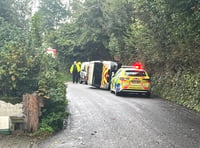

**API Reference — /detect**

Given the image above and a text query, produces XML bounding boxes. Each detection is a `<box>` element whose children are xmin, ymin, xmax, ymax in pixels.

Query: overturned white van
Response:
<box><xmin>87</xmin><ymin>61</ymin><xmax>119</xmax><ymax>89</ymax></box>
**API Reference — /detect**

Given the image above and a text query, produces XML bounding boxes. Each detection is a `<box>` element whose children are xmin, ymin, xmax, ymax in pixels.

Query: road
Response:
<box><xmin>39</xmin><ymin>82</ymin><xmax>200</xmax><ymax>148</ymax></box>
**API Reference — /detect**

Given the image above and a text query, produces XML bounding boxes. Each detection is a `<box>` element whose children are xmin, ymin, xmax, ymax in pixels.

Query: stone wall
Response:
<box><xmin>0</xmin><ymin>101</ymin><xmax>23</xmax><ymax>117</ymax></box>
<box><xmin>0</xmin><ymin>94</ymin><xmax>43</xmax><ymax>133</ymax></box>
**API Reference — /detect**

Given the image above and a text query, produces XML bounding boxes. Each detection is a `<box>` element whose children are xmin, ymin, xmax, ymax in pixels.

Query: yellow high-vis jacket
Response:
<box><xmin>70</xmin><ymin>63</ymin><xmax>81</xmax><ymax>74</ymax></box>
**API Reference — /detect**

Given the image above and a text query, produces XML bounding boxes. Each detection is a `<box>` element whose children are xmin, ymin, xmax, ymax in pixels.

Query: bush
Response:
<box><xmin>151</xmin><ymin>70</ymin><xmax>200</xmax><ymax>112</ymax></box>
<box><xmin>0</xmin><ymin>44</ymin><xmax>68</xmax><ymax>135</ymax></box>
<box><xmin>36</xmin><ymin>55</ymin><xmax>68</xmax><ymax>134</ymax></box>
<box><xmin>0</xmin><ymin>16</ymin><xmax>68</xmax><ymax>135</ymax></box>
<box><xmin>33</xmin><ymin>122</ymin><xmax>54</xmax><ymax>137</ymax></box>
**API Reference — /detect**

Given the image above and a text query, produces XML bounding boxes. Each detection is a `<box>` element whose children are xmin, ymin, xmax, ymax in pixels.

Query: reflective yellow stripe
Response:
<box><xmin>101</xmin><ymin>65</ymin><xmax>109</xmax><ymax>87</ymax></box>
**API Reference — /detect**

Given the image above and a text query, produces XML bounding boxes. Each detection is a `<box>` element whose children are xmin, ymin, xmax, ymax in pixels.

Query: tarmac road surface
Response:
<box><xmin>39</xmin><ymin>82</ymin><xmax>200</xmax><ymax>148</ymax></box>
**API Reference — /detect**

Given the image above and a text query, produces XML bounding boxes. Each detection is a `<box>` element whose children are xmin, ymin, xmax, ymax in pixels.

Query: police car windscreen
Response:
<box><xmin>125</xmin><ymin>70</ymin><xmax>146</xmax><ymax>76</ymax></box>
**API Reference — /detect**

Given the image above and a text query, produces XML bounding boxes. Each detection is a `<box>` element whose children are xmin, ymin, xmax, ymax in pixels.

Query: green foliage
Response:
<box><xmin>101</xmin><ymin>0</ymin><xmax>135</xmax><ymax>60</ymax></box>
<box><xmin>70</xmin><ymin>0</ymin><xmax>112</xmax><ymax>61</ymax></box>
<box><xmin>33</xmin><ymin>122</ymin><xmax>54</xmax><ymax>137</ymax></box>
<box><xmin>108</xmin><ymin>34</ymin><xmax>120</xmax><ymax>57</ymax></box>
<box><xmin>0</xmin><ymin>96</ymin><xmax>22</xmax><ymax>104</ymax></box>
<box><xmin>35</xmin><ymin>55</ymin><xmax>68</xmax><ymax>133</ymax></box>
<box><xmin>38</xmin><ymin>0</ymin><xmax>68</xmax><ymax>31</ymax></box>
<box><xmin>0</xmin><ymin>0</ymin><xmax>31</xmax><ymax>28</ymax></box>
<box><xmin>113</xmin><ymin>0</ymin><xmax>199</xmax><ymax>112</ymax></box>
<box><xmin>0</xmin><ymin>0</ymin><xmax>13</xmax><ymax>22</ymax></box>
<box><xmin>0</xmin><ymin>40</ymin><xmax>67</xmax><ymax>134</ymax></box>
<box><xmin>40</xmin><ymin>112</ymin><xmax>67</xmax><ymax>132</ymax></box>
<box><xmin>30</xmin><ymin>12</ymin><xmax>43</xmax><ymax>49</ymax></box>
<box><xmin>0</xmin><ymin>17</ymin><xmax>25</xmax><ymax>47</ymax></box>
<box><xmin>0</xmin><ymin>0</ymin><xmax>68</xmax><ymax>135</ymax></box>
<box><xmin>151</xmin><ymin>71</ymin><xmax>200</xmax><ymax>112</ymax></box>
<box><xmin>0</xmin><ymin>33</ymin><xmax>41</xmax><ymax>96</ymax></box>
<box><xmin>44</xmin><ymin>24</ymin><xmax>79</xmax><ymax>69</ymax></box>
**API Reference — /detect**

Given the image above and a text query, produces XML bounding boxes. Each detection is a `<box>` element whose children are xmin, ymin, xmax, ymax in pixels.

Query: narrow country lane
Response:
<box><xmin>39</xmin><ymin>82</ymin><xmax>200</xmax><ymax>148</ymax></box>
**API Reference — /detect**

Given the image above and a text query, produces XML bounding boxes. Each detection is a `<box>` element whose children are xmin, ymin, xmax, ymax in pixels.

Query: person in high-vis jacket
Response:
<box><xmin>77</xmin><ymin>61</ymin><xmax>82</xmax><ymax>82</ymax></box>
<box><xmin>70</xmin><ymin>61</ymin><xmax>81</xmax><ymax>83</ymax></box>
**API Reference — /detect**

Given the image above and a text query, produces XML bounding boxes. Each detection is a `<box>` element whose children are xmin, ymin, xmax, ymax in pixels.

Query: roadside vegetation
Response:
<box><xmin>0</xmin><ymin>0</ymin><xmax>199</xmax><ymax>137</ymax></box>
<box><xmin>0</xmin><ymin>0</ymin><xmax>68</xmax><ymax>136</ymax></box>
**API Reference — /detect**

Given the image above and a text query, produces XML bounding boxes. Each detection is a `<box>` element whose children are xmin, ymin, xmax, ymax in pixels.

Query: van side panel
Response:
<box><xmin>100</xmin><ymin>61</ymin><xmax>118</xmax><ymax>89</ymax></box>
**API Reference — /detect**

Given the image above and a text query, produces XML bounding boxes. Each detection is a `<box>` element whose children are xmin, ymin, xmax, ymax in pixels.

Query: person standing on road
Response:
<box><xmin>70</xmin><ymin>61</ymin><xmax>80</xmax><ymax>83</ymax></box>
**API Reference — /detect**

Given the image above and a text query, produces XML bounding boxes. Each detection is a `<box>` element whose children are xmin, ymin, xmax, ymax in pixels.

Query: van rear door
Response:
<box><xmin>93</xmin><ymin>62</ymin><xmax>103</xmax><ymax>88</ymax></box>
<box><xmin>88</xmin><ymin>61</ymin><xmax>103</xmax><ymax>88</ymax></box>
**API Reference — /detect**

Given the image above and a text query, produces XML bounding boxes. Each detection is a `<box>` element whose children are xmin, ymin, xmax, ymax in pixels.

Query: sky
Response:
<box><xmin>31</xmin><ymin>0</ymin><xmax>39</xmax><ymax>15</ymax></box>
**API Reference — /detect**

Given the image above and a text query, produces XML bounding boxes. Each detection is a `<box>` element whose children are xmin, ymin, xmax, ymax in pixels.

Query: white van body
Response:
<box><xmin>80</xmin><ymin>62</ymin><xmax>90</xmax><ymax>84</ymax></box>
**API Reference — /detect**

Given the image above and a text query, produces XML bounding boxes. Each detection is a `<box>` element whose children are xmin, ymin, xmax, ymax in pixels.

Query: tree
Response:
<box><xmin>0</xmin><ymin>0</ymin><xmax>32</xmax><ymax>29</ymax></box>
<box><xmin>0</xmin><ymin>0</ymin><xmax>14</xmax><ymax>23</ymax></box>
<box><xmin>100</xmin><ymin>0</ymin><xmax>135</xmax><ymax>62</ymax></box>
<box><xmin>45</xmin><ymin>23</ymin><xmax>79</xmax><ymax>68</ymax></box>
<box><xmin>30</xmin><ymin>12</ymin><xmax>43</xmax><ymax>50</ymax></box>
<box><xmin>38</xmin><ymin>0</ymin><xmax>68</xmax><ymax>31</ymax></box>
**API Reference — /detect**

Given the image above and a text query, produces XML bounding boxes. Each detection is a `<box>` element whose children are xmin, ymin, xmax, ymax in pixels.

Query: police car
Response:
<box><xmin>110</xmin><ymin>63</ymin><xmax>151</xmax><ymax>97</ymax></box>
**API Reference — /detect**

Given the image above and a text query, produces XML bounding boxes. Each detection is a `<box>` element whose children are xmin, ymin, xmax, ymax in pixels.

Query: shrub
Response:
<box><xmin>37</xmin><ymin>55</ymin><xmax>68</xmax><ymax>134</ymax></box>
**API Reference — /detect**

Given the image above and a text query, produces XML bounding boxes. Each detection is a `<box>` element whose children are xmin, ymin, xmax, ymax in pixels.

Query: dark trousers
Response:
<box><xmin>72</xmin><ymin>72</ymin><xmax>79</xmax><ymax>83</ymax></box>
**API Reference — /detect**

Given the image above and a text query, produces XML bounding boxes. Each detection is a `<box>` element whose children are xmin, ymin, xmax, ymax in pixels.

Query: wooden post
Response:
<box><xmin>23</xmin><ymin>94</ymin><xmax>42</xmax><ymax>133</ymax></box>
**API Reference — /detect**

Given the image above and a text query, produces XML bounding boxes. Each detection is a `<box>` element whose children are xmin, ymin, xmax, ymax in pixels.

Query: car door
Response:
<box><xmin>111</xmin><ymin>69</ymin><xmax>122</xmax><ymax>91</ymax></box>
